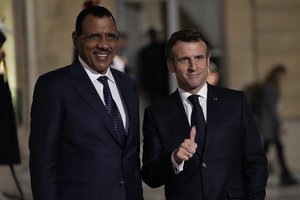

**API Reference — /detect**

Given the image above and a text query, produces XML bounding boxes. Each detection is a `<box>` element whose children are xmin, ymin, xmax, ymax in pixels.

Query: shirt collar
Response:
<box><xmin>178</xmin><ymin>83</ymin><xmax>208</xmax><ymax>102</ymax></box>
<box><xmin>79</xmin><ymin>56</ymin><xmax>115</xmax><ymax>83</ymax></box>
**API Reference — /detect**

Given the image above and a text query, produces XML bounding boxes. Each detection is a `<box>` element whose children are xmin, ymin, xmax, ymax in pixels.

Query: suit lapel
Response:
<box><xmin>168</xmin><ymin>90</ymin><xmax>191</xmax><ymax>138</ymax></box>
<box><xmin>69</xmin><ymin>63</ymin><xmax>120</xmax><ymax>145</ymax></box>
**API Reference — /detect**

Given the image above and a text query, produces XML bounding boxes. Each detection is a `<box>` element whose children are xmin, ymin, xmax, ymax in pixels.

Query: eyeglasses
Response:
<box><xmin>81</xmin><ymin>31</ymin><xmax>120</xmax><ymax>42</ymax></box>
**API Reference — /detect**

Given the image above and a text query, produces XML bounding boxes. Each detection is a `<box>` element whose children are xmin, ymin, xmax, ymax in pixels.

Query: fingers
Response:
<box><xmin>173</xmin><ymin>148</ymin><xmax>192</xmax><ymax>163</ymax></box>
<box><xmin>174</xmin><ymin>140</ymin><xmax>198</xmax><ymax>163</ymax></box>
<box><xmin>190</xmin><ymin>126</ymin><xmax>196</xmax><ymax>142</ymax></box>
<box><xmin>181</xmin><ymin>139</ymin><xmax>197</xmax><ymax>154</ymax></box>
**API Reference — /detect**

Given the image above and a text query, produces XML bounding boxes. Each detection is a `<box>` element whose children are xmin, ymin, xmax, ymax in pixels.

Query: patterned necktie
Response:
<box><xmin>188</xmin><ymin>95</ymin><xmax>206</xmax><ymax>149</ymax></box>
<box><xmin>98</xmin><ymin>76</ymin><xmax>126</xmax><ymax>145</ymax></box>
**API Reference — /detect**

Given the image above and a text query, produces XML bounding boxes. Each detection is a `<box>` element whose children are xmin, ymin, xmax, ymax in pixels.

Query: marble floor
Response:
<box><xmin>0</xmin><ymin>119</ymin><xmax>299</xmax><ymax>200</ymax></box>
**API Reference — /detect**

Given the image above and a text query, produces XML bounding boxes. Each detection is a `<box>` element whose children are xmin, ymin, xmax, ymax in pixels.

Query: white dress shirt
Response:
<box><xmin>79</xmin><ymin>56</ymin><xmax>128</xmax><ymax>132</ymax></box>
<box><xmin>171</xmin><ymin>83</ymin><xmax>208</xmax><ymax>174</ymax></box>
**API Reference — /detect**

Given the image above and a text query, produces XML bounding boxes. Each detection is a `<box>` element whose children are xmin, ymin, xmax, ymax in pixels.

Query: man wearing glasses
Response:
<box><xmin>29</xmin><ymin>6</ymin><xmax>143</xmax><ymax>200</ymax></box>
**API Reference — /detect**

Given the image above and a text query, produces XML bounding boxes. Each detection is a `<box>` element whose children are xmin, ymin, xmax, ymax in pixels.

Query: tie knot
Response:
<box><xmin>188</xmin><ymin>95</ymin><xmax>200</xmax><ymax>106</ymax></box>
<box><xmin>98</xmin><ymin>76</ymin><xmax>108</xmax><ymax>85</ymax></box>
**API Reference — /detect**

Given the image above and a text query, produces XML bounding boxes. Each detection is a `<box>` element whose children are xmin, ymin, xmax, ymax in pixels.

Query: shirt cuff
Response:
<box><xmin>171</xmin><ymin>151</ymin><xmax>185</xmax><ymax>174</ymax></box>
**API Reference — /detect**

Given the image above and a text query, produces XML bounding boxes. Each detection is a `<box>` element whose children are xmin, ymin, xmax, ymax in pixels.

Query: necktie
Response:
<box><xmin>188</xmin><ymin>95</ymin><xmax>206</xmax><ymax>150</ymax></box>
<box><xmin>98</xmin><ymin>76</ymin><xmax>126</xmax><ymax>145</ymax></box>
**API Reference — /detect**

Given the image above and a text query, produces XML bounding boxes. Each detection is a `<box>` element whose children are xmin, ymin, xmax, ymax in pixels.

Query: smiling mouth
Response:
<box><xmin>94</xmin><ymin>51</ymin><xmax>110</xmax><ymax>59</ymax></box>
<box><xmin>187</xmin><ymin>73</ymin><xmax>200</xmax><ymax>78</ymax></box>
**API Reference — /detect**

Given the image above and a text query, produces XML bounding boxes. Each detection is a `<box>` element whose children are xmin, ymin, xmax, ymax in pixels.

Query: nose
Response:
<box><xmin>96</xmin><ymin>37</ymin><xmax>110</xmax><ymax>49</ymax></box>
<box><xmin>189</xmin><ymin>59</ymin><xmax>197</xmax><ymax>70</ymax></box>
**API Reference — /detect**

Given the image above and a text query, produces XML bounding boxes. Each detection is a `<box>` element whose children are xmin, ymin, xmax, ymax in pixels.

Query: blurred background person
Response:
<box><xmin>111</xmin><ymin>32</ymin><xmax>131</xmax><ymax>74</ymax></box>
<box><xmin>138</xmin><ymin>27</ymin><xmax>169</xmax><ymax>105</ymax></box>
<box><xmin>206</xmin><ymin>62</ymin><xmax>220</xmax><ymax>86</ymax></box>
<box><xmin>259</xmin><ymin>64</ymin><xmax>298</xmax><ymax>186</ymax></box>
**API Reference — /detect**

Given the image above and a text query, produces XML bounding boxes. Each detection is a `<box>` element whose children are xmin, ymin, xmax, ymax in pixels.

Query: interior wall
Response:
<box><xmin>254</xmin><ymin>0</ymin><xmax>300</xmax><ymax>118</ymax></box>
<box><xmin>224</xmin><ymin>0</ymin><xmax>300</xmax><ymax>119</ymax></box>
<box><xmin>223</xmin><ymin>0</ymin><xmax>255</xmax><ymax>90</ymax></box>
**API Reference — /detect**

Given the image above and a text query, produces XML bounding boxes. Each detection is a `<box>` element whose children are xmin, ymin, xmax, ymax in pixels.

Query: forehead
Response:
<box><xmin>81</xmin><ymin>14</ymin><xmax>117</xmax><ymax>32</ymax></box>
<box><xmin>171</xmin><ymin>41</ymin><xmax>207</xmax><ymax>57</ymax></box>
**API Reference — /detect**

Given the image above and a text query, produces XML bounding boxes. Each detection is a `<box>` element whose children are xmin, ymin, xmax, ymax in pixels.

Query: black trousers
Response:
<box><xmin>263</xmin><ymin>138</ymin><xmax>290</xmax><ymax>176</ymax></box>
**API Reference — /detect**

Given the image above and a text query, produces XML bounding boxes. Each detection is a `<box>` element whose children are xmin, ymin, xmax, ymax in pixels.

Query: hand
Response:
<box><xmin>173</xmin><ymin>126</ymin><xmax>198</xmax><ymax>164</ymax></box>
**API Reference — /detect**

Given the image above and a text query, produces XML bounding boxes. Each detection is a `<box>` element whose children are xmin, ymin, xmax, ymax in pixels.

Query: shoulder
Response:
<box><xmin>34</xmin><ymin>63</ymin><xmax>78</xmax><ymax>91</ymax></box>
<box><xmin>208</xmin><ymin>84</ymin><xmax>247</xmax><ymax>106</ymax></box>
<box><xmin>111</xmin><ymin>67</ymin><xmax>134</xmax><ymax>79</ymax></box>
<box><xmin>209</xmin><ymin>84</ymin><xmax>244</xmax><ymax>97</ymax></box>
<box><xmin>111</xmin><ymin>68</ymin><xmax>137</xmax><ymax>85</ymax></box>
<box><xmin>37</xmin><ymin>64</ymin><xmax>74</xmax><ymax>82</ymax></box>
<box><xmin>145</xmin><ymin>91</ymin><xmax>179</xmax><ymax>112</ymax></box>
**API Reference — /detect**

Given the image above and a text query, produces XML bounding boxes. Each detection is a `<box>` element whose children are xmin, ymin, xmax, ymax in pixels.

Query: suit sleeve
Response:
<box><xmin>29</xmin><ymin>76</ymin><xmax>63</xmax><ymax>200</ymax></box>
<box><xmin>241</xmin><ymin>92</ymin><xmax>268</xmax><ymax>199</ymax></box>
<box><xmin>141</xmin><ymin>107</ymin><xmax>174</xmax><ymax>188</ymax></box>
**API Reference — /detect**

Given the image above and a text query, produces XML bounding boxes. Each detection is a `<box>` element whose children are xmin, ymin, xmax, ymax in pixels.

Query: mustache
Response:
<box><xmin>93</xmin><ymin>48</ymin><xmax>113</xmax><ymax>54</ymax></box>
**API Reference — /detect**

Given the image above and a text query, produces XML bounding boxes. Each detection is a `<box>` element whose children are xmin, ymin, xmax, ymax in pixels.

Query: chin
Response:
<box><xmin>92</xmin><ymin>65</ymin><xmax>109</xmax><ymax>73</ymax></box>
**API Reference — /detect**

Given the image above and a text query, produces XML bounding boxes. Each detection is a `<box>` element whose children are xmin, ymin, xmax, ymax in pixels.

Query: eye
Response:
<box><xmin>87</xmin><ymin>33</ymin><xmax>101</xmax><ymax>40</ymax></box>
<box><xmin>105</xmin><ymin>32</ymin><xmax>119</xmax><ymax>41</ymax></box>
<box><xmin>178</xmin><ymin>57</ymin><xmax>189</xmax><ymax>63</ymax></box>
<box><xmin>195</xmin><ymin>55</ymin><xmax>205</xmax><ymax>61</ymax></box>
<box><xmin>82</xmin><ymin>32</ymin><xmax>119</xmax><ymax>41</ymax></box>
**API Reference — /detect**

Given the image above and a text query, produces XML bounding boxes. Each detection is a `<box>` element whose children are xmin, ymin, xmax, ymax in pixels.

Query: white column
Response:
<box><xmin>166</xmin><ymin>0</ymin><xmax>179</xmax><ymax>93</ymax></box>
<box><xmin>25</xmin><ymin>0</ymin><xmax>38</xmax><ymax>106</ymax></box>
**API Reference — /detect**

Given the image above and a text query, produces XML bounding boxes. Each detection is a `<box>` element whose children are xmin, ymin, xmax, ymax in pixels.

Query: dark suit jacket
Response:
<box><xmin>142</xmin><ymin>84</ymin><xmax>268</xmax><ymax>200</ymax></box>
<box><xmin>29</xmin><ymin>62</ymin><xmax>143</xmax><ymax>200</ymax></box>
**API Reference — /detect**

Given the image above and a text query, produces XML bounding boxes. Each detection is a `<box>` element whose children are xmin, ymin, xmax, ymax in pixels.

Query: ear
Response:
<box><xmin>167</xmin><ymin>59</ymin><xmax>175</xmax><ymax>73</ymax></box>
<box><xmin>206</xmin><ymin>53</ymin><xmax>211</xmax><ymax>66</ymax></box>
<box><xmin>207</xmin><ymin>58</ymin><xmax>210</xmax><ymax>68</ymax></box>
<box><xmin>72</xmin><ymin>31</ymin><xmax>79</xmax><ymax>46</ymax></box>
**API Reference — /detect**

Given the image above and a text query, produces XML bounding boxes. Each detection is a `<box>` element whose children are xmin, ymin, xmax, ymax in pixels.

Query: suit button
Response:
<box><xmin>120</xmin><ymin>180</ymin><xmax>125</xmax><ymax>187</ymax></box>
<box><xmin>202</xmin><ymin>163</ymin><xmax>207</xmax><ymax>168</ymax></box>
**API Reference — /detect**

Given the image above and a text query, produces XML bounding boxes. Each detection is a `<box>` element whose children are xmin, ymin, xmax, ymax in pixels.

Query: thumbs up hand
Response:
<box><xmin>173</xmin><ymin>126</ymin><xmax>198</xmax><ymax>164</ymax></box>
<box><xmin>189</xmin><ymin>126</ymin><xmax>196</xmax><ymax>142</ymax></box>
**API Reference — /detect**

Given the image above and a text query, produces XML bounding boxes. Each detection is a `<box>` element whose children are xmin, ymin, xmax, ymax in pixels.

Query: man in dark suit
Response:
<box><xmin>138</xmin><ymin>27</ymin><xmax>169</xmax><ymax>104</ymax></box>
<box><xmin>141</xmin><ymin>29</ymin><xmax>268</xmax><ymax>200</ymax></box>
<box><xmin>29</xmin><ymin>6</ymin><xmax>143</xmax><ymax>200</ymax></box>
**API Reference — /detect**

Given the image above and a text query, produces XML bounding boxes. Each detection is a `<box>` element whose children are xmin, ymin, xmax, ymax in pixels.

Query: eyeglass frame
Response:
<box><xmin>79</xmin><ymin>31</ymin><xmax>120</xmax><ymax>42</ymax></box>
